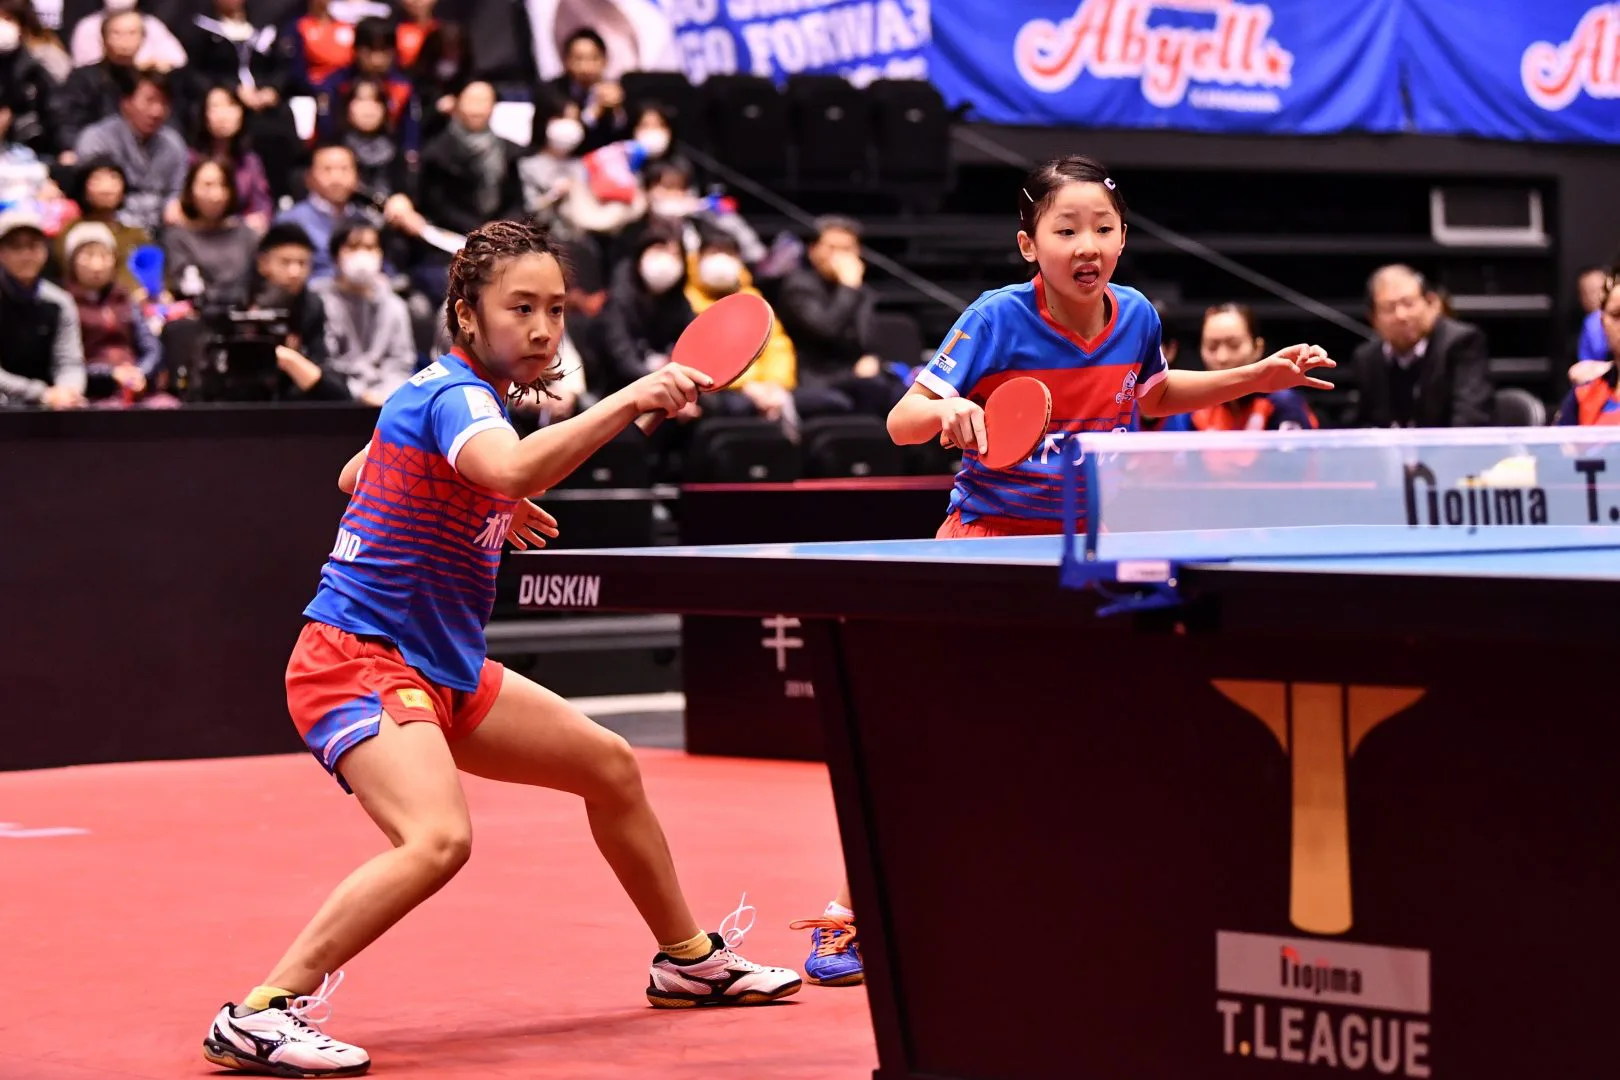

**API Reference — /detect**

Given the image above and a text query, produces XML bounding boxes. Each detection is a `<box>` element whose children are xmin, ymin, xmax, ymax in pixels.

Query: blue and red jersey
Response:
<box><xmin>1556</xmin><ymin>378</ymin><xmax>1620</xmax><ymax>427</ymax></box>
<box><xmin>303</xmin><ymin>349</ymin><xmax>517</xmax><ymax>692</ymax></box>
<box><xmin>1156</xmin><ymin>390</ymin><xmax>1318</xmax><ymax>433</ymax></box>
<box><xmin>915</xmin><ymin>276</ymin><xmax>1167</xmax><ymax>526</ymax></box>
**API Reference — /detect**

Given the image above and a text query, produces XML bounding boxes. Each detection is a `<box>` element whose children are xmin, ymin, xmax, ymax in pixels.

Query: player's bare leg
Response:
<box><xmin>206</xmin><ymin>718</ymin><xmax>468</xmax><ymax>1077</ymax></box>
<box><xmin>450</xmin><ymin>670</ymin><xmax>802</xmax><ymax>1006</ymax></box>
<box><xmin>266</xmin><ymin>718</ymin><xmax>473</xmax><ymax>990</ymax></box>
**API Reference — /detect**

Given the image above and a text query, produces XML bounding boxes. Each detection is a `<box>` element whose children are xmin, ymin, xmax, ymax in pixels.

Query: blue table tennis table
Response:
<box><xmin>499</xmin><ymin>429</ymin><xmax>1620</xmax><ymax>1080</ymax></box>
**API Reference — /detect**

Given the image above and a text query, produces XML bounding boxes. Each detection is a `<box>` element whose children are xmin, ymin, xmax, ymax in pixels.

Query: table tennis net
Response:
<box><xmin>1060</xmin><ymin>427</ymin><xmax>1620</xmax><ymax>563</ymax></box>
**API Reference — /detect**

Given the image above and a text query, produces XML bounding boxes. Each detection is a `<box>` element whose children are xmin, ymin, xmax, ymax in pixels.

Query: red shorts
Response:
<box><xmin>936</xmin><ymin>510</ymin><xmax>1065</xmax><ymax>539</ymax></box>
<box><xmin>286</xmin><ymin>621</ymin><xmax>504</xmax><ymax>791</ymax></box>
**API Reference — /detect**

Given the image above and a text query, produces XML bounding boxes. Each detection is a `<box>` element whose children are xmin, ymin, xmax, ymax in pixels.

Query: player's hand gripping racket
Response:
<box><xmin>633</xmin><ymin>292</ymin><xmax>775</xmax><ymax>434</ymax></box>
<box><xmin>942</xmin><ymin>376</ymin><xmax>1053</xmax><ymax>470</ymax></box>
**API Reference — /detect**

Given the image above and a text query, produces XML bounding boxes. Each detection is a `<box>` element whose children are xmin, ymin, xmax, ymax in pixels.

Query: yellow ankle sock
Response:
<box><xmin>661</xmin><ymin>930</ymin><xmax>714</xmax><ymax>962</ymax></box>
<box><xmin>243</xmin><ymin>985</ymin><xmax>298</xmax><ymax>1012</ymax></box>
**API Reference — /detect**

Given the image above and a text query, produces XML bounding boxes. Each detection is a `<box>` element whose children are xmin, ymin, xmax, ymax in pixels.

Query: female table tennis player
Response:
<box><xmin>1557</xmin><ymin>272</ymin><xmax>1620</xmax><ymax>427</ymax></box>
<box><xmin>204</xmin><ymin>219</ymin><xmax>801</xmax><ymax>1079</ymax></box>
<box><xmin>1156</xmin><ymin>304</ymin><xmax>1321</xmax><ymax>432</ymax></box>
<box><xmin>790</xmin><ymin>156</ymin><xmax>1337</xmax><ymax>990</ymax></box>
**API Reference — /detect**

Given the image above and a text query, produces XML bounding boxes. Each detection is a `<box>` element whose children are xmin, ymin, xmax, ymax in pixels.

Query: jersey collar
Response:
<box><xmin>1034</xmin><ymin>274</ymin><xmax>1118</xmax><ymax>354</ymax></box>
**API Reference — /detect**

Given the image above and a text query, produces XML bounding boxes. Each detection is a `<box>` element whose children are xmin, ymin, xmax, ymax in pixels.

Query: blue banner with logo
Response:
<box><xmin>657</xmin><ymin>0</ymin><xmax>931</xmax><ymax>85</ymax></box>
<box><xmin>926</xmin><ymin>0</ymin><xmax>1403</xmax><ymax>135</ymax></box>
<box><xmin>1401</xmin><ymin>1</ymin><xmax>1620</xmax><ymax>143</ymax></box>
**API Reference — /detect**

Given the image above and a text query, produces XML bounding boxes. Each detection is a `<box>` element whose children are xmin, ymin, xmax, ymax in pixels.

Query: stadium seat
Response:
<box><xmin>872</xmin><ymin>310</ymin><xmax>926</xmax><ymax>369</ymax></box>
<box><xmin>867</xmin><ymin>80</ymin><xmax>951</xmax><ymax>194</ymax></box>
<box><xmin>555</xmin><ymin>429</ymin><xmax>653</xmax><ymax>489</ymax></box>
<box><xmin>686</xmin><ymin>418</ymin><xmax>800</xmax><ymax>483</ymax></box>
<box><xmin>1493</xmin><ymin>386</ymin><xmax>1548</xmax><ymax>427</ymax></box>
<box><xmin>622</xmin><ymin>71</ymin><xmax>706</xmax><ymax>151</ymax></box>
<box><xmin>786</xmin><ymin>74</ymin><xmax>872</xmax><ymax>187</ymax></box>
<box><xmin>700</xmin><ymin>75</ymin><xmax>789</xmax><ymax>184</ymax></box>
<box><xmin>799</xmin><ymin>416</ymin><xmax>906</xmax><ymax>479</ymax></box>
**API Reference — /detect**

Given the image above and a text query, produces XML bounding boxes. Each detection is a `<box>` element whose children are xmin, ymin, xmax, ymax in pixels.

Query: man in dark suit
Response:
<box><xmin>1349</xmin><ymin>264</ymin><xmax>1494</xmax><ymax>428</ymax></box>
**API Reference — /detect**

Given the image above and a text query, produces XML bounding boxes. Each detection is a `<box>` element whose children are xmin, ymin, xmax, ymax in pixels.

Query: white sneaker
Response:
<box><xmin>647</xmin><ymin>895</ymin><xmax>803</xmax><ymax>1008</ymax></box>
<box><xmin>203</xmin><ymin>971</ymin><xmax>371</xmax><ymax>1077</ymax></box>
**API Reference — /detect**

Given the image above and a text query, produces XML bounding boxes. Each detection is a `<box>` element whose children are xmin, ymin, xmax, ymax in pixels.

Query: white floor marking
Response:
<box><xmin>568</xmin><ymin>692</ymin><xmax>685</xmax><ymax>717</ymax></box>
<box><xmin>0</xmin><ymin>822</ymin><xmax>90</xmax><ymax>839</ymax></box>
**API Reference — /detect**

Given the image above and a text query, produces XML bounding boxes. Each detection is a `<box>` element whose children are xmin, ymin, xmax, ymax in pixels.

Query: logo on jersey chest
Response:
<box><xmin>473</xmin><ymin>512</ymin><xmax>513</xmax><ymax>550</ymax></box>
<box><xmin>1115</xmin><ymin>369</ymin><xmax>1139</xmax><ymax>405</ymax></box>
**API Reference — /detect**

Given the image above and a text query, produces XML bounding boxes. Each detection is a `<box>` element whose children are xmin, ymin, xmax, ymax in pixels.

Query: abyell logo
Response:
<box><xmin>1522</xmin><ymin>4</ymin><xmax>1620</xmax><ymax>111</ymax></box>
<box><xmin>1211</xmin><ymin>680</ymin><xmax>1434</xmax><ymax>1077</ymax></box>
<box><xmin>1013</xmin><ymin>0</ymin><xmax>1294</xmax><ymax>111</ymax></box>
<box><xmin>1114</xmin><ymin>368</ymin><xmax>1138</xmax><ymax>405</ymax></box>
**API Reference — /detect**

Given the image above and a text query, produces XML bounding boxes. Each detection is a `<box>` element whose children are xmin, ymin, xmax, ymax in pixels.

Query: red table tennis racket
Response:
<box><xmin>942</xmin><ymin>375</ymin><xmax>1053</xmax><ymax>470</ymax></box>
<box><xmin>633</xmin><ymin>292</ymin><xmax>775</xmax><ymax>435</ymax></box>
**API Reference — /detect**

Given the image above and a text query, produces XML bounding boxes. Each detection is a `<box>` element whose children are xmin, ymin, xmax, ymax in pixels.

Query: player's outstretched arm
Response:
<box><xmin>888</xmin><ymin>382</ymin><xmax>987</xmax><ymax>453</ymax></box>
<box><xmin>456</xmin><ymin>364</ymin><xmax>711</xmax><ymax>499</ymax></box>
<box><xmin>1138</xmin><ymin>344</ymin><xmax>1335</xmax><ymax>417</ymax></box>
<box><xmin>338</xmin><ymin>443</ymin><xmax>370</xmax><ymax>494</ymax></box>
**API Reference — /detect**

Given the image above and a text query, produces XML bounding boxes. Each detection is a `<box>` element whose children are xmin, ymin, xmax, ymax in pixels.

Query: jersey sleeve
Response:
<box><xmin>429</xmin><ymin>383</ymin><xmax>516</xmax><ymax>472</ymax></box>
<box><xmin>1135</xmin><ymin>304</ymin><xmax>1169</xmax><ymax>397</ymax></box>
<box><xmin>1578</xmin><ymin>310</ymin><xmax>1609</xmax><ymax>362</ymax></box>
<box><xmin>914</xmin><ymin>307</ymin><xmax>998</xmax><ymax>399</ymax></box>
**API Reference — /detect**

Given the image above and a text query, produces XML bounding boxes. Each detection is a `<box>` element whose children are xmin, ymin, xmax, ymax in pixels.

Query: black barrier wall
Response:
<box><xmin>1</xmin><ymin>406</ymin><xmax>377</xmax><ymax>772</ymax></box>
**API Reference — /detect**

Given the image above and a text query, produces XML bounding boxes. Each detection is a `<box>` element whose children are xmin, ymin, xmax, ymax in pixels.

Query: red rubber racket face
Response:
<box><xmin>981</xmin><ymin>376</ymin><xmax>1052</xmax><ymax>470</ymax></box>
<box><xmin>670</xmin><ymin>292</ymin><xmax>775</xmax><ymax>390</ymax></box>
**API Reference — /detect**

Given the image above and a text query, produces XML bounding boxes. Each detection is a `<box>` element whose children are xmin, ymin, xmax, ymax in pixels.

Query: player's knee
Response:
<box><xmin>408</xmin><ymin>823</ymin><xmax>473</xmax><ymax>878</ymax></box>
<box><xmin>589</xmin><ymin>732</ymin><xmax>643</xmax><ymax>806</ymax></box>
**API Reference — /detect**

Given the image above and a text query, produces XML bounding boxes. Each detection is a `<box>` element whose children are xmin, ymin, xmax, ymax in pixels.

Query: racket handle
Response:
<box><xmin>634</xmin><ymin>411</ymin><xmax>665</xmax><ymax>436</ymax></box>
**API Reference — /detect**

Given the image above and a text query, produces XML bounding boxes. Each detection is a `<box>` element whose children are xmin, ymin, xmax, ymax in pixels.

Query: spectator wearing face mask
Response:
<box><xmin>629</xmin><ymin>103</ymin><xmax>680</xmax><ymax>171</ymax></box>
<box><xmin>312</xmin><ymin>219</ymin><xmax>413</xmax><ymax>405</ymax></box>
<box><xmin>594</xmin><ymin>219</ymin><xmax>693</xmax><ymax>395</ymax></box>
<box><xmin>640</xmin><ymin>159</ymin><xmax>767</xmax><ymax>268</ymax></box>
<box><xmin>683</xmin><ymin>231</ymin><xmax>797</xmax><ymax>426</ymax></box>
<box><xmin>518</xmin><ymin>96</ymin><xmax>583</xmax><ymax>237</ymax></box>
<box><xmin>1</xmin><ymin>0</ymin><xmax>70</xmax><ymax>83</ymax></box>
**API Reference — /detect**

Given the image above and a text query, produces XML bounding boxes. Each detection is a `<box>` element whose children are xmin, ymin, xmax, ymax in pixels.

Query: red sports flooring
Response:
<box><xmin>1</xmin><ymin>749</ymin><xmax>875</xmax><ymax>1080</ymax></box>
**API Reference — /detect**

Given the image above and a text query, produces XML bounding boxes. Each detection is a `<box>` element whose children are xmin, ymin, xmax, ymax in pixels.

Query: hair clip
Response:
<box><xmin>1021</xmin><ymin>187</ymin><xmax>1034</xmax><ymax>203</ymax></box>
<box><xmin>1104</xmin><ymin>177</ymin><xmax>1117</xmax><ymax>190</ymax></box>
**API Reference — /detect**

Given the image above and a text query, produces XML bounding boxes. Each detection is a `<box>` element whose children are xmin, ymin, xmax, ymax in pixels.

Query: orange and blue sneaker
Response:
<box><xmin>789</xmin><ymin>912</ymin><xmax>863</xmax><ymax>987</ymax></box>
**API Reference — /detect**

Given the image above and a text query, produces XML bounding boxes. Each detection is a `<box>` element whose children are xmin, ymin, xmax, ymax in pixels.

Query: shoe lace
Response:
<box><xmin>788</xmin><ymin>915</ymin><xmax>858</xmax><ymax>958</ymax></box>
<box><xmin>712</xmin><ymin>893</ymin><xmax>764</xmax><ymax>971</ymax></box>
<box><xmin>287</xmin><ymin>970</ymin><xmax>345</xmax><ymax>1030</ymax></box>
<box><xmin>717</xmin><ymin>892</ymin><xmax>755</xmax><ymax>950</ymax></box>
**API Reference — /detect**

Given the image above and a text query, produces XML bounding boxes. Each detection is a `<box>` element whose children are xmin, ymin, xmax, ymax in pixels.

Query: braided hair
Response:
<box><xmin>446</xmin><ymin>217</ymin><xmax>570</xmax><ymax>406</ymax></box>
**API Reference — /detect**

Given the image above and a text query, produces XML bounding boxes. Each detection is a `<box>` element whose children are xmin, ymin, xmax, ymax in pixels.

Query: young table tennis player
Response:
<box><xmin>790</xmin><ymin>155</ymin><xmax>1337</xmax><ymax>991</ymax></box>
<box><xmin>203</xmin><ymin>219</ymin><xmax>798</xmax><ymax>1079</ymax></box>
<box><xmin>891</xmin><ymin>153</ymin><xmax>1335</xmax><ymax>538</ymax></box>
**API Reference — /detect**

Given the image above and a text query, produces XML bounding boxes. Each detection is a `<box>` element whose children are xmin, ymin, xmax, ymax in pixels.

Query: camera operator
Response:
<box><xmin>246</xmin><ymin>223</ymin><xmax>350</xmax><ymax>401</ymax></box>
<box><xmin>163</xmin><ymin>222</ymin><xmax>351</xmax><ymax>402</ymax></box>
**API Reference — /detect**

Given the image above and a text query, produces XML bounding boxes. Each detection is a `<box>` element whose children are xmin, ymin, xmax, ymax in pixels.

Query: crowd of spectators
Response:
<box><xmin>4</xmin><ymin>0</ymin><xmax>1615</xmax><ymax>443</ymax></box>
<box><xmin>0</xmin><ymin>0</ymin><xmax>908</xmax><ymax>444</ymax></box>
